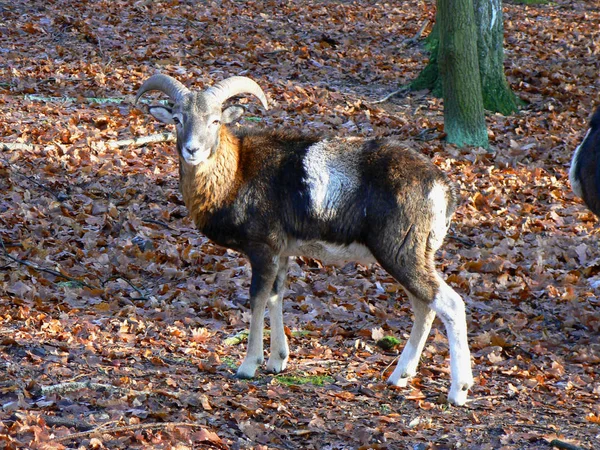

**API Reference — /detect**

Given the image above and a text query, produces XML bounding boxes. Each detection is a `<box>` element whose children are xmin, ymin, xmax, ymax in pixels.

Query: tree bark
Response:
<box><xmin>474</xmin><ymin>0</ymin><xmax>522</xmax><ymax>114</ymax></box>
<box><xmin>410</xmin><ymin>22</ymin><xmax>442</xmax><ymax>96</ymax></box>
<box><xmin>438</xmin><ymin>0</ymin><xmax>489</xmax><ymax>147</ymax></box>
<box><xmin>411</xmin><ymin>0</ymin><xmax>521</xmax><ymax>116</ymax></box>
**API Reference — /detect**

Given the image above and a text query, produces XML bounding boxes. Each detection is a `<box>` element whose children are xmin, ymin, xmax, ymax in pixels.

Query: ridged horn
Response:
<box><xmin>204</xmin><ymin>76</ymin><xmax>269</xmax><ymax>110</ymax></box>
<box><xmin>135</xmin><ymin>74</ymin><xmax>190</xmax><ymax>104</ymax></box>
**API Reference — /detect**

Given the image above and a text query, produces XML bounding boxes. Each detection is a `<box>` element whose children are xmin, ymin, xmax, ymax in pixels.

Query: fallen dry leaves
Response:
<box><xmin>0</xmin><ymin>0</ymin><xmax>599</xmax><ymax>449</ymax></box>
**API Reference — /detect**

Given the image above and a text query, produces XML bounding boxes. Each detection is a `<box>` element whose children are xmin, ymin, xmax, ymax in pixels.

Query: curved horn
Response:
<box><xmin>205</xmin><ymin>76</ymin><xmax>269</xmax><ymax>110</ymax></box>
<box><xmin>135</xmin><ymin>74</ymin><xmax>190</xmax><ymax>104</ymax></box>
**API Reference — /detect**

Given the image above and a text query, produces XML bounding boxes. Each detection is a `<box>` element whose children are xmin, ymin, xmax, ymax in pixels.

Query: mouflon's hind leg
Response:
<box><xmin>430</xmin><ymin>275</ymin><xmax>473</xmax><ymax>406</ymax></box>
<box><xmin>266</xmin><ymin>257</ymin><xmax>290</xmax><ymax>373</ymax></box>
<box><xmin>236</xmin><ymin>247</ymin><xmax>279</xmax><ymax>379</ymax></box>
<box><xmin>387</xmin><ymin>293</ymin><xmax>436</xmax><ymax>387</ymax></box>
<box><xmin>371</xmin><ymin>238</ymin><xmax>473</xmax><ymax>405</ymax></box>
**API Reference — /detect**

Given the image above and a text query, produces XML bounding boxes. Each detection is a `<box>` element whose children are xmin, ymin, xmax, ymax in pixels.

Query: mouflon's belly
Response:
<box><xmin>283</xmin><ymin>240</ymin><xmax>376</xmax><ymax>266</ymax></box>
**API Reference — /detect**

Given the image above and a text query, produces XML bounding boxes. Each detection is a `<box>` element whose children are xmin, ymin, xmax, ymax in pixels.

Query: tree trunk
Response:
<box><xmin>410</xmin><ymin>22</ymin><xmax>442</xmax><ymax>96</ymax></box>
<box><xmin>438</xmin><ymin>0</ymin><xmax>489</xmax><ymax>147</ymax></box>
<box><xmin>411</xmin><ymin>0</ymin><xmax>521</xmax><ymax>116</ymax></box>
<box><xmin>474</xmin><ymin>0</ymin><xmax>522</xmax><ymax>114</ymax></box>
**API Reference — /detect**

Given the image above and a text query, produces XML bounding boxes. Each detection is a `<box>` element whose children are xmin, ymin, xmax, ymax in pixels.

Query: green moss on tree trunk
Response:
<box><xmin>410</xmin><ymin>23</ymin><xmax>443</xmax><ymax>96</ymax></box>
<box><xmin>411</xmin><ymin>0</ymin><xmax>522</xmax><ymax>116</ymax></box>
<box><xmin>474</xmin><ymin>0</ymin><xmax>523</xmax><ymax>115</ymax></box>
<box><xmin>481</xmin><ymin>74</ymin><xmax>524</xmax><ymax>115</ymax></box>
<box><xmin>438</xmin><ymin>0</ymin><xmax>488</xmax><ymax>147</ymax></box>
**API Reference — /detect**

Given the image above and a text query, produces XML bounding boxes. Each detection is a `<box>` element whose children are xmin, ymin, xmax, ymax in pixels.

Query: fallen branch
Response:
<box><xmin>41</xmin><ymin>381</ymin><xmax>132</xmax><ymax>397</ymax></box>
<box><xmin>107</xmin><ymin>132</ymin><xmax>175</xmax><ymax>149</ymax></box>
<box><xmin>23</xmin><ymin>94</ymin><xmax>167</xmax><ymax>106</ymax></box>
<box><xmin>0</xmin><ymin>143</ymin><xmax>38</xmax><ymax>151</ymax></box>
<box><xmin>369</xmin><ymin>86</ymin><xmax>409</xmax><ymax>105</ymax></box>
<box><xmin>53</xmin><ymin>422</ymin><xmax>223</xmax><ymax>446</ymax></box>
<box><xmin>2</xmin><ymin>133</ymin><xmax>174</xmax><ymax>154</ymax></box>
<box><xmin>25</xmin><ymin>94</ymin><xmax>126</xmax><ymax>104</ymax></box>
<box><xmin>40</xmin><ymin>380</ymin><xmax>182</xmax><ymax>400</ymax></box>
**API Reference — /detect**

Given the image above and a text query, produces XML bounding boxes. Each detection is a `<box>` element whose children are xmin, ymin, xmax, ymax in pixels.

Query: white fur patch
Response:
<box><xmin>303</xmin><ymin>140</ymin><xmax>360</xmax><ymax>219</ymax></box>
<box><xmin>428</xmin><ymin>182</ymin><xmax>449</xmax><ymax>251</ymax></box>
<box><xmin>284</xmin><ymin>240</ymin><xmax>375</xmax><ymax>266</ymax></box>
<box><xmin>182</xmin><ymin>147</ymin><xmax>210</xmax><ymax>165</ymax></box>
<box><xmin>388</xmin><ymin>294</ymin><xmax>436</xmax><ymax>387</ymax></box>
<box><xmin>569</xmin><ymin>128</ymin><xmax>591</xmax><ymax>198</ymax></box>
<box><xmin>430</xmin><ymin>278</ymin><xmax>473</xmax><ymax>405</ymax></box>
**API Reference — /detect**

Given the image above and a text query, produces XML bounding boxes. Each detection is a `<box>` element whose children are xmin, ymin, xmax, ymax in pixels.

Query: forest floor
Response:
<box><xmin>0</xmin><ymin>0</ymin><xmax>599</xmax><ymax>449</ymax></box>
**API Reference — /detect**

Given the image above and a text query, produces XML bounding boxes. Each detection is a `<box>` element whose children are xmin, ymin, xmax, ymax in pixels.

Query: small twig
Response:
<box><xmin>465</xmin><ymin>422</ymin><xmax>555</xmax><ymax>432</ymax></box>
<box><xmin>37</xmin><ymin>77</ymin><xmax>93</xmax><ymax>85</ymax></box>
<box><xmin>507</xmin><ymin>423</ymin><xmax>556</xmax><ymax>432</ymax></box>
<box><xmin>116</xmin><ymin>276</ymin><xmax>149</xmax><ymax>300</ymax></box>
<box><xmin>381</xmin><ymin>354</ymin><xmax>400</xmax><ymax>378</ymax></box>
<box><xmin>102</xmin><ymin>275</ymin><xmax>150</xmax><ymax>300</ymax></box>
<box><xmin>464</xmin><ymin>394</ymin><xmax>506</xmax><ymax>404</ymax></box>
<box><xmin>297</xmin><ymin>359</ymin><xmax>341</xmax><ymax>367</ymax></box>
<box><xmin>447</xmin><ymin>233</ymin><xmax>475</xmax><ymax>247</ymax></box>
<box><xmin>142</xmin><ymin>218</ymin><xmax>175</xmax><ymax>231</ymax></box>
<box><xmin>260</xmin><ymin>49</ymin><xmax>289</xmax><ymax>57</ymax></box>
<box><xmin>369</xmin><ymin>87</ymin><xmax>409</xmax><ymax>105</ymax></box>
<box><xmin>41</xmin><ymin>415</ymin><xmax>94</xmax><ymax>431</ymax></box>
<box><xmin>0</xmin><ymin>154</ymin><xmax>66</xmax><ymax>201</ymax></box>
<box><xmin>1</xmin><ymin>235</ymin><xmax>152</xmax><ymax>302</ymax></box>
<box><xmin>0</xmin><ymin>235</ymin><xmax>100</xmax><ymax>291</ymax></box>
<box><xmin>415</xmin><ymin>127</ymin><xmax>442</xmax><ymax>142</ymax></box>
<box><xmin>549</xmin><ymin>439</ymin><xmax>586</xmax><ymax>450</ymax></box>
<box><xmin>64</xmin><ymin>372</ymin><xmax>95</xmax><ymax>383</ymax></box>
<box><xmin>403</xmin><ymin>19</ymin><xmax>430</xmax><ymax>46</ymax></box>
<box><xmin>1</xmin><ymin>241</ymin><xmax>23</xmax><ymax>248</ymax></box>
<box><xmin>53</xmin><ymin>422</ymin><xmax>222</xmax><ymax>445</ymax></box>
<box><xmin>107</xmin><ymin>132</ymin><xmax>175</xmax><ymax>149</ymax></box>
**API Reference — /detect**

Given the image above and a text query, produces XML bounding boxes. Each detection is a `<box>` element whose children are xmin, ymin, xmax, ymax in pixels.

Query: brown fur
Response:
<box><xmin>180</xmin><ymin>127</ymin><xmax>241</xmax><ymax>229</ymax></box>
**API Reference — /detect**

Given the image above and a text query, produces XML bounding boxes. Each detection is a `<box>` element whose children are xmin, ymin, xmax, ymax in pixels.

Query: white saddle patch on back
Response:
<box><xmin>303</xmin><ymin>139</ymin><xmax>361</xmax><ymax>220</ymax></box>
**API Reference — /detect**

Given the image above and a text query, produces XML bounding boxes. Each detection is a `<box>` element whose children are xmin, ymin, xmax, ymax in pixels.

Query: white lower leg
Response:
<box><xmin>236</xmin><ymin>300</ymin><xmax>266</xmax><ymax>379</ymax></box>
<box><xmin>388</xmin><ymin>294</ymin><xmax>436</xmax><ymax>387</ymax></box>
<box><xmin>431</xmin><ymin>278</ymin><xmax>473</xmax><ymax>406</ymax></box>
<box><xmin>266</xmin><ymin>293</ymin><xmax>289</xmax><ymax>373</ymax></box>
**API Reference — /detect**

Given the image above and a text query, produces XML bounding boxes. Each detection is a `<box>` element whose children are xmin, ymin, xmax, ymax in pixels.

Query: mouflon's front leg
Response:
<box><xmin>236</xmin><ymin>248</ymin><xmax>280</xmax><ymax>379</ymax></box>
<box><xmin>266</xmin><ymin>257</ymin><xmax>290</xmax><ymax>373</ymax></box>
